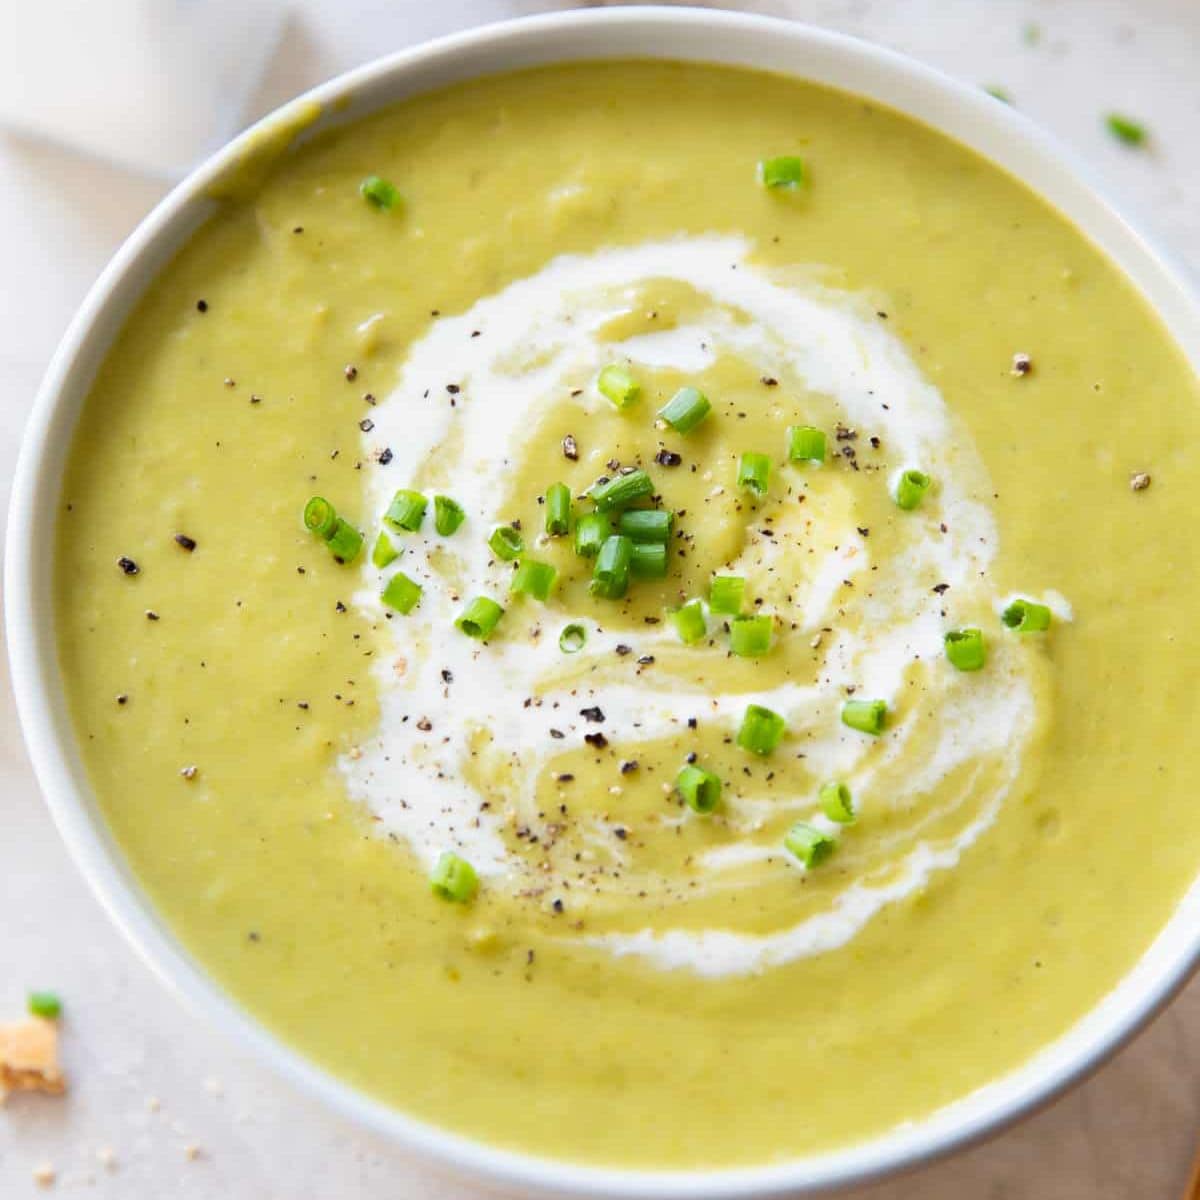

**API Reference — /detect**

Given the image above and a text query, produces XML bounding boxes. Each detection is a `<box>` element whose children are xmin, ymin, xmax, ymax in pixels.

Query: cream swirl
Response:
<box><xmin>341</xmin><ymin>236</ymin><xmax>1053</xmax><ymax>977</ymax></box>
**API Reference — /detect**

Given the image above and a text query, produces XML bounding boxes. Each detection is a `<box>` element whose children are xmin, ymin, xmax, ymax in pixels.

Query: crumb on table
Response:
<box><xmin>0</xmin><ymin>1017</ymin><xmax>66</xmax><ymax>1101</ymax></box>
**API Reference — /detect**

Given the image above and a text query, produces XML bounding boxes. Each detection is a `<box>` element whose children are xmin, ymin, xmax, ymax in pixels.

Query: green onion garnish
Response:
<box><xmin>381</xmin><ymin>571</ymin><xmax>422</xmax><ymax>614</ymax></box>
<box><xmin>737</xmin><ymin>452</ymin><xmax>771</xmax><ymax>498</ymax></box>
<box><xmin>819</xmin><ymin>781</ymin><xmax>855</xmax><ymax>824</ymax></box>
<box><xmin>384</xmin><ymin>489</ymin><xmax>427</xmax><ymax>532</ymax></box>
<box><xmin>730</xmin><ymin>614</ymin><xmax>773</xmax><ymax>657</ymax></box>
<box><xmin>676</xmin><ymin>763</ymin><xmax>721</xmax><ymax>813</ymax></box>
<box><xmin>984</xmin><ymin>85</ymin><xmax>1013</xmax><ymax>104</ymax></box>
<box><xmin>671</xmin><ymin>599</ymin><xmax>707</xmax><ymax>645</ymax></box>
<box><xmin>1105</xmin><ymin>113</ymin><xmax>1147</xmax><ymax>146</ymax></box>
<box><xmin>597</xmin><ymin>364</ymin><xmax>641</xmax><ymax>410</ymax></box>
<box><xmin>545</xmin><ymin>482</ymin><xmax>572</xmax><ymax>536</ymax></box>
<box><xmin>787</xmin><ymin>426</ymin><xmax>826</xmax><ymax>464</ymax></box>
<box><xmin>658</xmin><ymin>386</ymin><xmax>711</xmax><ymax>434</ymax></box>
<box><xmin>456</xmin><ymin>596</ymin><xmax>505</xmax><ymax>640</ymax></box>
<box><xmin>27</xmin><ymin>992</ymin><xmax>61</xmax><ymax>1020</ymax></box>
<box><xmin>303</xmin><ymin>496</ymin><xmax>338</xmax><ymax>540</ymax></box>
<box><xmin>430</xmin><ymin>851</ymin><xmax>478</xmax><ymax>903</ymax></box>
<box><xmin>709</xmin><ymin>575</ymin><xmax>745</xmax><ymax>616</ymax></box>
<box><xmin>511</xmin><ymin>559</ymin><xmax>557</xmax><ymax>601</ymax></box>
<box><xmin>784</xmin><ymin>823</ymin><xmax>835</xmax><ymax>868</ymax></box>
<box><xmin>303</xmin><ymin>499</ymin><xmax>361</xmax><ymax>563</ymax></box>
<box><xmin>589</xmin><ymin>535</ymin><xmax>633</xmax><ymax>599</ymax></box>
<box><xmin>894</xmin><ymin>469</ymin><xmax>931</xmax><ymax>511</ymax></box>
<box><xmin>737</xmin><ymin>703</ymin><xmax>786</xmax><ymax>756</ymax></box>
<box><xmin>574</xmin><ymin>512</ymin><xmax>611</xmax><ymax>558</ymax></box>
<box><xmin>559</xmin><ymin>623</ymin><xmax>587</xmax><ymax>654</ymax></box>
<box><xmin>327</xmin><ymin>518</ymin><xmax>363</xmax><ymax>564</ymax></box>
<box><xmin>944</xmin><ymin>628</ymin><xmax>986</xmax><ymax>670</ymax></box>
<box><xmin>1001</xmin><ymin>598</ymin><xmax>1051</xmax><ymax>633</ymax></box>
<box><xmin>630</xmin><ymin>542</ymin><xmax>667</xmax><ymax>579</ymax></box>
<box><xmin>488</xmin><ymin>525</ymin><xmax>524</xmax><ymax>561</ymax></box>
<box><xmin>360</xmin><ymin>175</ymin><xmax>401</xmax><ymax>211</ymax></box>
<box><xmin>617</xmin><ymin>508</ymin><xmax>673</xmax><ymax>542</ymax></box>
<box><xmin>759</xmin><ymin>155</ymin><xmax>806</xmax><ymax>189</ymax></box>
<box><xmin>433</xmin><ymin>495</ymin><xmax>466</xmax><ymax>537</ymax></box>
<box><xmin>591</xmin><ymin>469</ymin><xmax>653</xmax><ymax>513</ymax></box>
<box><xmin>841</xmin><ymin>699</ymin><xmax>887</xmax><ymax>736</ymax></box>
<box><xmin>371</xmin><ymin>531</ymin><xmax>400</xmax><ymax>568</ymax></box>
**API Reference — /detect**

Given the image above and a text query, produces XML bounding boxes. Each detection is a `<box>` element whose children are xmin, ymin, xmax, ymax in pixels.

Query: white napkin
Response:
<box><xmin>0</xmin><ymin>0</ymin><xmax>287</xmax><ymax>178</ymax></box>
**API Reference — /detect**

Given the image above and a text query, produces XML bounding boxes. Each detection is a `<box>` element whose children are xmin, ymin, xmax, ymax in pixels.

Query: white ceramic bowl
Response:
<box><xmin>8</xmin><ymin>8</ymin><xmax>1200</xmax><ymax>1197</ymax></box>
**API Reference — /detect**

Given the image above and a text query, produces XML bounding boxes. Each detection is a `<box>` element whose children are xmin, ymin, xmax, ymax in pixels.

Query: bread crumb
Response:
<box><xmin>0</xmin><ymin>1018</ymin><xmax>66</xmax><ymax>1101</ymax></box>
<box><xmin>97</xmin><ymin>1147</ymin><xmax>117</xmax><ymax>1170</ymax></box>
<box><xmin>32</xmin><ymin>1164</ymin><xmax>56</xmax><ymax>1188</ymax></box>
<box><xmin>184</xmin><ymin>1144</ymin><xmax>203</xmax><ymax>1161</ymax></box>
<box><xmin>1130</xmin><ymin>471</ymin><xmax>1152</xmax><ymax>491</ymax></box>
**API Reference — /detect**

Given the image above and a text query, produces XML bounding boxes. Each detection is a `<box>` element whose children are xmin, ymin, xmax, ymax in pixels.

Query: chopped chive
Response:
<box><xmin>841</xmin><ymin>699</ymin><xmax>887</xmax><ymax>736</ymax></box>
<box><xmin>381</xmin><ymin>571</ymin><xmax>422</xmax><ymax>614</ymax></box>
<box><xmin>371</xmin><ymin>531</ymin><xmax>401</xmax><ymax>568</ymax></box>
<box><xmin>1105</xmin><ymin>113</ymin><xmax>1147</xmax><ymax>146</ymax></box>
<box><xmin>589</xmin><ymin>535</ymin><xmax>633</xmax><ymax>599</ymax></box>
<box><xmin>944</xmin><ymin>628</ymin><xmax>986</xmax><ymax>671</ymax></box>
<box><xmin>819</xmin><ymin>781</ymin><xmax>855</xmax><ymax>824</ymax></box>
<box><xmin>1001</xmin><ymin>598</ymin><xmax>1052</xmax><ymax>633</ymax></box>
<box><xmin>630</xmin><ymin>542</ymin><xmax>667</xmax><ymax>579</ymax></box>
<box><xmin>617</xmin><ymin>508</ymin><xmax>673</xmax><ymax>542</ymax></box>
<box><xmin>488</xmin><ymin>525</ymin><xmax>524</xmax><ymax>561</ymax></box>
<box><xmin>737</xmin><ymin>704</ymin><xmax>786</xmax><ymax>756</ymax></box>
<box><xmin>784</xmin><ymin>823</ymin><xmax>835</xmax><ymax>868</ymax></box>
<box><xmin>384</xmin><ymin>489</ymin><xmax>427</xmax><ymax>532</ymax></box>
<box><xmin>759</xmin><ymin>155</ymin><xmax>806</xmax><ymax>189</ymax></box>
<box><xmin>730</xmin><ymin>614</ymin><xmax>773</xmax><ymax>657</ymax></box>
<box><xmin>597</xmin><ymin>364</ymin><xmax>641</xmax><ymax>410</ymax></box>
<box><xmin>27</xmin><ymin>992</ymin><xmax>61</xmax><ymax>1020</ymax></box>
<box><xmin>658</xmin><ymin>386</ymin><xmax>711</xmax><ymax>434</ymax></box>
<box><xmin>511</xmin><ymin>559</ymin><xmax>557</xmax><ymax>601</ymax></box>
<box><xmin>671</xmin><ymin>599</ymin><xmax>707</xmax><ymax>645</ymax></box>
<box><xmin>360</xmin><ymin>175</ymin><xmax>402</xmax><ymax>211</ymax></box>
<box><xmin>676</xmin><ymin>763</ymin><xmax>721</xmax><ymax>813</ymax></box>
<box><xmin>303</xmin><ymin>496</ymin><xmax>338</xmax><ymax>539</ymax></box>
<box><xmin>591</xmin><ymin>468</ymin><xmax>653</xmax><ymax>512</ymax></box>
<box><xmin>545</xmin><ymin>482</ymin><xmax>572</xmax><ymax>536</ymax></box>
<box><xmin>787</xmin><ymin>425</ymin><xmax>826</xmax><ymax>464</ymax></box>
<box><xmin>559</xmin><ymin>623</ymin><xmax>587</xmax><ymax>654</ymax></box>
<box><xmin>574</xmin><ymin>511</ymin><xmax>611</xmax><ymax>558</ymax></box>
<box><xmin>710</xmin><ymin>575</ymin><xmax>745</xmax><ymax>615</ymax></box>
<box><xmin>456</xmin><ymin>596</ymin><xmax>505</xmax><ymax>640</ymax></box>
<box><xmin>984</xmin><ymin>84</ymin><xmax>1013</xmax><ymax>104</ymax></box>
<box><xmin>433</xmin><ymin>495</ymin><xmax>466</xmax><ymax>536</ymax></box>
<box><xmin>327</xmin><ymin>519</ymin><xmax>363</xmax><ymax>564</ymax></box>
<box><xmin>737</xmin><ymin>452</ymin><xmax>771</xmax><ymax>498</ymax></box>
<box><xmin>431</xmin><ymin>851</ymin><xmax>478</xmax><ymax>903</ymax></box>
<box><xmin>894</xmin><ymin>469</ymin><xmax>932</xmax><ymax>511</ymax></box>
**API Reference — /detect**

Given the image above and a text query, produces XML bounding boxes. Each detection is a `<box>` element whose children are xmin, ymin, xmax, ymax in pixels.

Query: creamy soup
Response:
<box><xmin>55</xmin><ymin>63</ymin><xmax>1200</xmax><ymax>1168</ymax></box>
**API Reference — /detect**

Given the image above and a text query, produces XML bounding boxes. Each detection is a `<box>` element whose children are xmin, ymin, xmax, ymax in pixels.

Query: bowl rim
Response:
<box><xmin>8</xmin><ymin>7</ymin><xmax>1200</xmax><ymax>1198</ymax></box>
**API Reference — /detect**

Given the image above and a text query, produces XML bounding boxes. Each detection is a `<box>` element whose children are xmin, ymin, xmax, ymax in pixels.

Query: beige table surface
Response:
<box><xmin>3</xmin><ymin>0</ymin><xmax>1200</xmax><ymax>1195</ymax></box>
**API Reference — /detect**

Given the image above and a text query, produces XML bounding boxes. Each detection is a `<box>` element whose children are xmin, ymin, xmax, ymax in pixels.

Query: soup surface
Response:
<box><xmin>56</xmin><ymin>63</ymin><xmax>1200</xmax><ymax>1167</ymax></box>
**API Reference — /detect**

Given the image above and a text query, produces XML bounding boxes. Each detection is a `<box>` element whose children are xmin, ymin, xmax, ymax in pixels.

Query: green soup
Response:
<box><xmin>54</xmin><ymin>62</ymin><xmax>1200</xmax><ymax>1168</ymax></box>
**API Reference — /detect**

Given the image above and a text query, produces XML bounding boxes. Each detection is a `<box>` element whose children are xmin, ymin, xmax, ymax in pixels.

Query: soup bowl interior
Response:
<box><xmin>7</xmin><ymin>8</ymin><xmax>1200</xmax><ymax>1198</ymax></box>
